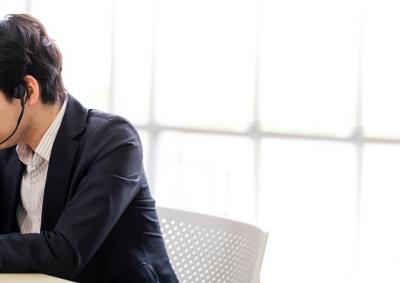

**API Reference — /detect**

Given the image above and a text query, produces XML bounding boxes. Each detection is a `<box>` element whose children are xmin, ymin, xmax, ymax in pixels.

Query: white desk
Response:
<box><xmin>0</xmin><ymin>273</ymin><xmax>74</xmax><ymax>282</ymax></box>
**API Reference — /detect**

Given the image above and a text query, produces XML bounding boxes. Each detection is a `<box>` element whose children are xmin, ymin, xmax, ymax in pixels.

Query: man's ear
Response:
<box><xmin>22</xmin><ymin>75</ymin><xmax>40</xmax><ymax>106</ymax></box>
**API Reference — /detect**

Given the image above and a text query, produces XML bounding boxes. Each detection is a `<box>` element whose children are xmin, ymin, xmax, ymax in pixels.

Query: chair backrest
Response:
<box><xmin>157</xmin><ymin>206</ymin><xmax>268</xmax><ymax>283</ymax></box>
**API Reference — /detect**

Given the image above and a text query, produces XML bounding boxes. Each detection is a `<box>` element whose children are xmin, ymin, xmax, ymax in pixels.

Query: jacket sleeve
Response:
<box><xmin>0</xmin><ymin>117</ymin><xmax>143</xmax><ymax>279</ymax></box>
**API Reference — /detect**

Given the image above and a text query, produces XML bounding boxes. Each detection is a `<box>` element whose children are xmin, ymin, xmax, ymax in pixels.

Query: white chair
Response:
<box><xmin>157</xmin><ymin>206</ymin><xmax>268</xmax><ymax>283</ymax></box>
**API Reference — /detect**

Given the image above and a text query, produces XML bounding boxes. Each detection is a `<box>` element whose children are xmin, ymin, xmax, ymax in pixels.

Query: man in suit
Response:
<box><xmin>0</xmin><ymin>14</ymin><xmax>178</xmax><ymax>282</ymax></box>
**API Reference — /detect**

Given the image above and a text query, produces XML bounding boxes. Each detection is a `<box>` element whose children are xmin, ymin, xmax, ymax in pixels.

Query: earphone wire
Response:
<box><xmin>0</xmin><ymin>92</ymin><xmax>26</xmax><ymax>145</ymax></box>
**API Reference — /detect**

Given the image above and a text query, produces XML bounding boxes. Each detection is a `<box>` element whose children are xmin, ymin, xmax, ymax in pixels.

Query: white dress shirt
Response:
<box><xmin>15</xmin><ymin>97</ymin><xmax>68</xmax><ymax>234</ymax></box>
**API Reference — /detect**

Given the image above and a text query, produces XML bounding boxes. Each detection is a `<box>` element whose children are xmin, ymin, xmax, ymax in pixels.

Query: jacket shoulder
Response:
<box><xmin>81</xmin><ymin>109</ymin><xmax>142</xmax><ymax>160</ymax></box>
<box><xmin>86</xmin><ymin>109</ymin><xmax>140</xmax><ymax>140</ymax></box>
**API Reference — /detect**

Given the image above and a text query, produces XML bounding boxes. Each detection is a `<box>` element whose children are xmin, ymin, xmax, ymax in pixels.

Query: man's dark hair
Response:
<box><xmin>0</xmin><ymin>14</ymin><xmax>66</xmax><ymax>104</ymax></box>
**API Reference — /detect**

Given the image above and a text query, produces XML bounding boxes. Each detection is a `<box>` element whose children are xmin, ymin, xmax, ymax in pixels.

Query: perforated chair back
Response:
<box><xmin>157</xmin><ymin>206</ymin><xmax>268</xmax><ymax>283</ymax></box>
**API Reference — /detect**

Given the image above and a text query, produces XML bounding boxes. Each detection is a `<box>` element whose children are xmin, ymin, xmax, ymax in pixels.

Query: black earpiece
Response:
<box><xmin>12</xmin><ymin>84</ymin><xmax>27</xmax><ymax>107</ymax></box>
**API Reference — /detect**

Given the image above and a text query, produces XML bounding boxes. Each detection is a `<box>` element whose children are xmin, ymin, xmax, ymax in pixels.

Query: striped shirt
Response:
<box><xmin>15</xmin><ymin>97</ymin><xmax>68</xmax><ymax>234</ymax></box>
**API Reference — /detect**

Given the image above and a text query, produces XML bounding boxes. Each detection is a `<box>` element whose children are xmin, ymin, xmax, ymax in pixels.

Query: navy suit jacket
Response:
<box><xmin>0</xmin><ymin>95</ymin><xmax>178</xmax><ymax>282</ymax></box>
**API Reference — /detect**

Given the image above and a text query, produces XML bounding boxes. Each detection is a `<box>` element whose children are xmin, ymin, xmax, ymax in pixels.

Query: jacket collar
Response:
<box><xmin>40</xmin><ymin>94</ymin><xmax>88</xmax><ymax>231</ymax></box>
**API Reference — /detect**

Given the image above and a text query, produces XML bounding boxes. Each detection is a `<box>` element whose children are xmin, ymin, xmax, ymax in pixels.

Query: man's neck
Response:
<box><xmin>23</xmin><ymin>100</ymin><xmax>63</xmax><ymax>152</ymax></box>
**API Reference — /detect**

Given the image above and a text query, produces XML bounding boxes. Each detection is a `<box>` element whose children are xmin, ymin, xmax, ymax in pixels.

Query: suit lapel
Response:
<box><xmin>1</xmin><ymin>152</ymin><xmax>25</xmax><ymax>233</ymax></box>
<box><xmin>40</xmin><ymin>132</ymin><xmax>79</xmax><ymax>231</ymax></box>
<box><xmin>40</xmin><ymin>95</ymin><xmax>88</xmax><ymax>231</ymax></box>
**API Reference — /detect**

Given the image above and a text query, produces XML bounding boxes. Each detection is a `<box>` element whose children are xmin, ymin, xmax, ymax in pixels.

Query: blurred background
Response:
<box><xmin>1</xmin><ymin>0</ymin><xmax>400</xmax><ymax>282</ymax></box>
